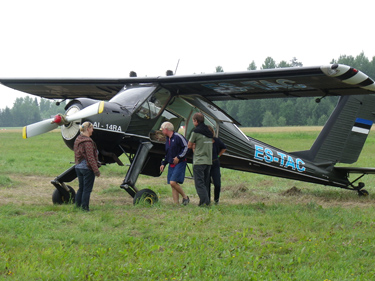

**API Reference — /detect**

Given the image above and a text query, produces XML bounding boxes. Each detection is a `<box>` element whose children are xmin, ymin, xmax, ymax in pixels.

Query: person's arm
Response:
<box><xmin>218</xmin><ymin>148</ymin><xmax>226</xmax><ymax>157</ymax></box>
<box><xmin>85</xmin><ymin>141</ymin><xmax>100</xmax><ymax>176</ymax></box>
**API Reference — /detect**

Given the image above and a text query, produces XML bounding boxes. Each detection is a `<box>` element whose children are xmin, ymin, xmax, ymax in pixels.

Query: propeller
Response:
<box><xmin>22</xmin><ymin>101</ymin><xmax>105</xmax><ymax>139</ymax></box>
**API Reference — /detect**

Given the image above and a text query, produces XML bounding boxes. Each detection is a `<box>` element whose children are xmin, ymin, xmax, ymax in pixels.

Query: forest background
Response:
<box><xmin>1</xmin><ymin>52</ymin><xmax>374</xmax><ymax>127</ymax></box>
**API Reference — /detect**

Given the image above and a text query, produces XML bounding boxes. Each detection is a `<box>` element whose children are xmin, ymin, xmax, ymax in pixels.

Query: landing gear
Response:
<box><xmin>349</xmin><ymin>175</ymin><xmax>370</xmax><ymax>197</ymax></box>
<box><xmin>52</xmin><ymin>185</ymin><xmax>76</xmax><ymax>204</ymax></box>
<box><xmin>133</xmin><ymin>189</ymin><xmax>158</xmax><ymax>205</ymax></box>
<box><xmin>358</xmin><ymin>189</ymin><xmax>369</xmax><ymax>197</ymax></box>
<box><xmin>51</xmin><ymin>165</ymin><xmax>78</xmax><ymax>205</ymax></box>
<box><xmin>120</xmin><ymin>141</ymin><xmax>160</xmax><ymax>205</ymax></box>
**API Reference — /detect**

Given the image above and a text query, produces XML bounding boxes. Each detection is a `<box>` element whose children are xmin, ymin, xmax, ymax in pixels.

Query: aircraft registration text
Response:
<box><xmin>254</xmin><ymin>145</ymin><xmax>305</xmax><ymax>172</ymax></box>
<box><xmin>93</xmin><ymin>122</ymin><xmax>122</xmax><ymax>132</ymax></box>
<box><xmin>202</xmin><ymin>79</ymin><xmax>309</xmax><ymax>94</ymax></box>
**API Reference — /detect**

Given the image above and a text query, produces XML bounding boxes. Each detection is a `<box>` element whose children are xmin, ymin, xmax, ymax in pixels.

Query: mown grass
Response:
<box><xmin>1</xmin><ymin>128</ymin><xmax>375</xmax><ymax>280</ymax></box>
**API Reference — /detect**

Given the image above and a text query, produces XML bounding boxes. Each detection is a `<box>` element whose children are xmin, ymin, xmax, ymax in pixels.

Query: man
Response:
<box><xmin>188</xmin><ymin>113</ymin><xmax>213</xmax><ymax>206</ymax></box>
<box><xmin>160</xmin><ymin>121</ymin><xmax>190</xmax><ymax>205</ymax></box>
<box><xmin>208</xmin><ymin>126</ymin><xmax>227</xmax><ymax>205</ymax></box>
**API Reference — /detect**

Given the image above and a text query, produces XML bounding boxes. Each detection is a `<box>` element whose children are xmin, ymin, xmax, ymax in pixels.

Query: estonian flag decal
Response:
<box><xmin>352</xmin><ymin>118</ymin><xmax>373</xmax><ymax>134</ymax></box>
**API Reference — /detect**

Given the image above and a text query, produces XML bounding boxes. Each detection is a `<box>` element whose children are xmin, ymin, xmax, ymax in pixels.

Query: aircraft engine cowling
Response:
<box><xmin>61</xmin><ymin>99</ymin><xmax>131</xmax><ymax>153</ymax></box>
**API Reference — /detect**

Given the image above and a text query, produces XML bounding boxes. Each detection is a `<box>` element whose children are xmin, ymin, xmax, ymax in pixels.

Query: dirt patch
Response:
<box><xmin>281</xmin><ymin>186</ymin><xmax>302</xmax><ymax>196</ymax></box>
<box><xmin>2</xmin><ymin>173</ymin><xmax>375</xmax><ymax>209</ymax></box>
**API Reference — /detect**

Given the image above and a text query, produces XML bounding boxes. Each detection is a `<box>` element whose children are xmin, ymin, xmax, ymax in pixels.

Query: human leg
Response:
<box><xmin>170</xmin><ymin>181</ymin><xmax>187</xmax><ymax>203</ymax></box>
<box><xmin>169</xmin><ymin>162</ymin><xmax>189</xmax><ymax>204</ymax></box>
<box><xmin>75</xmin><ymin>168</ymin><xmax>84</xmax><ymax>208</ymax></box>
<box><xmin>211</xmin><ymin>160</ymin><xmax>221</xmax><ymax>203</ymax></box>
<box><xmin>193</xmin><ymin>165</ymin><xmax>210</xmax><ymax>206</ymax></box>
<box><xmin>80</xmin><ymin>169</ymin><xmax>95</xmax><ymax>211</ymax></box>
<box><xmin>204</xmin><ymin>165</ymin><xmax>212</xmax><ymax>204</ymax></box>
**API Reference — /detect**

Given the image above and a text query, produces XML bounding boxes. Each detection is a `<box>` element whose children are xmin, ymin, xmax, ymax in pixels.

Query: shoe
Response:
<box><xmin>182</xmin><ymin>196</ymin><xmax>190</xmax><ymax>205</ymax></box>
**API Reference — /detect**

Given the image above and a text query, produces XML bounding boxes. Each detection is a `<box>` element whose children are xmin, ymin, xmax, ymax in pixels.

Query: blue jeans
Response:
<box><xmin>75</xmin><ymin>168</ymin><xmax>96</xmax><ymax>211</ymax></box>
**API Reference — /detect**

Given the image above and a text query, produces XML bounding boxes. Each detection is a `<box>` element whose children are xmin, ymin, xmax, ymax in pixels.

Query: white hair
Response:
<box><xmin>160</xmin><ymin>121</ymin><xmax>174</xmax><ymax>131</ymax></box>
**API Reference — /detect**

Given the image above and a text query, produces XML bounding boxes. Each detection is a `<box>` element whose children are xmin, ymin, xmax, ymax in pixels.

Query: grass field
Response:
<box><xmin>1</xmin><ymin>127</ymin><xmax>375</xmax><ymax>280</ymax></box>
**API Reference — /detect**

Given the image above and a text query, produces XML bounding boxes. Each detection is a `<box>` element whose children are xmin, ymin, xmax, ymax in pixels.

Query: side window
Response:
<box><xmin>136</xmin><ymin>88</ymin><xmax>171</xmax><ymax>119</ymax></box>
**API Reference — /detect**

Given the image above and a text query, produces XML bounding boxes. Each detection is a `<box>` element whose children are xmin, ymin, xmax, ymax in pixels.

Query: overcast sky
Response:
<box><xmin>1</xmin><ymin>0</ymin><xmax>374</xmax><ymax>110</ymax></box>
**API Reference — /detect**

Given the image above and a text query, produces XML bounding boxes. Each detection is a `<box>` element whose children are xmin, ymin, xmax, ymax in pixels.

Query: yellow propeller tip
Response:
<box><xmin>98</xmin><ymin>101</ymin><xmax>105</xmax><ymax>114</ymax></box>
<box><xmin>22</xmin><ymin>127</ymin><xmax>27</xmax><ymax>139</ymax></box>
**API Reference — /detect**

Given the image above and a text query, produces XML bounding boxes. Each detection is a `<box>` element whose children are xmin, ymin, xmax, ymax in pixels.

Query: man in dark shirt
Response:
<box><xmin>160</xmin><ymin>121</ymin><xmax>190</xmax><ymax>205</ymax></box>
<box><xmin>208</xmin><ymin>126</ymin><xmax>226</xmax><ymax>204</ymax></box>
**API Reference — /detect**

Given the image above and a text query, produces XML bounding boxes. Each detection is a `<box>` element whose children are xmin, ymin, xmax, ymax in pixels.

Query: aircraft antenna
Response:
<box><xmin>174</xmin><ymin>59</ymin><xmax>180</xmax><ymax>75</ymax></box>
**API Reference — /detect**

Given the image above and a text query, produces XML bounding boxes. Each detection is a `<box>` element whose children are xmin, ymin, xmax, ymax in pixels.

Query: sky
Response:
<box><xmin>1</xmin><ymin>0</ymin><xmax>374</xmax><ymax>110</ymax></box>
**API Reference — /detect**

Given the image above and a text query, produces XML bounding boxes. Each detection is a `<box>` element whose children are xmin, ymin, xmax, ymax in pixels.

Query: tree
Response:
<box><xmin>261</xmin><ymin>57</ymin><xmax>277</xmax><ymax>69</ymax></box>
<box><xmin>278</xmin><ymin>60</ymin><xmax>291</xmax><ymax>68</ymax></box>
<box><xmin>290</xmin><ymin>57</ymin><xmax>303</xmax><ymax>67</ymax></box>
<box><xmin>10</xmin><ymin>97</ymin><xmax>41</xmax><ymax>126</ymax></box>
<box><xmin>262</xmin><ymin>111</ymin><xmax>277</xmax><ymax>127</ymax></box>
<box><xmin>215</xmin><ymin>66</ymin><xmax>224</xmax><ymax>72</ymax></box>
<box><xmin>247</xmin><ymin>61</ymin><xmax>257</xmax><ymax>70</ymax></box>
<box><xmin>0</xmin><ymin>107</ymin><xmax>13</xmax><ymax>127</ymax></box>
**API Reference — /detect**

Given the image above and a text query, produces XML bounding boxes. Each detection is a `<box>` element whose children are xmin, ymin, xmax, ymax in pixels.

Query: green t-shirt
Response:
<box><xmin>189</xmin><ymin>132</ymin><xmax>213</xmax><ymax>165</ymax></box>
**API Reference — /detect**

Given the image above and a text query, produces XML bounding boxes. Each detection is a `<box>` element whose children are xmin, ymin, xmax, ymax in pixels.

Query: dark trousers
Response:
<box><xmin>75</xmin><ymin>168</ymin><xmax>95</xmax><ymax>211</ymax></box>
<box><xmin>193</xmin><ymin>164</ymin><xmax>211</xmax><ymax>206</ymax></box>
<box><xmin>209</xmin><ymin>159</ymin><xmax>221</xmax><ymax>203</ymax></box>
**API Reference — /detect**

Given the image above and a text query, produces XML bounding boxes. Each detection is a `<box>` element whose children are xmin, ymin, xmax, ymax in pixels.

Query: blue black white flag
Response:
<box><xmin>351</xmin><ymin>118</ymin><xmax>373</xmax><ymax>135</ymax></box>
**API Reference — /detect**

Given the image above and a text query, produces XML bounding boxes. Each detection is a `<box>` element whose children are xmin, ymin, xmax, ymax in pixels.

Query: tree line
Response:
<box><xmin>1</xmin><ymin>52</ymin><xmax>374</xmax><ymax>127</ymax></box>
<box><xmin>0</xmin><ymin>97</ymin><xmax>66</xmax><ymax>127</ymax></box>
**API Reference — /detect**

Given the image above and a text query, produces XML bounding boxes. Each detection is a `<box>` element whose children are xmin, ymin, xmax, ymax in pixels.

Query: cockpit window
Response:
<box><xmin>109</xmin><ymin>86</ymin><xmax>156</xmax><ymax>113</ymax></box>
<box><xmin>136</xmin><ymin>88</ymin><xmax>171</xmax><ymax>119</ymax></box>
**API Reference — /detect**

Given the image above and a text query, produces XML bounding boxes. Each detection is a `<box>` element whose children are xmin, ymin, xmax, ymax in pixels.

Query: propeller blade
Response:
<box><xmin>65</xmin><ymin>101</ymin><xmax>105</xmax><ymax>122</ymax></box>
<box><xmin>22</xmin><ymin>101</ymin><xmax>105</xmax><ymax>139</ymax></box>
<box><xmin>22</xmin><ymin>118</ymin><xmax>58</xmax><ymax>139</ymax></box>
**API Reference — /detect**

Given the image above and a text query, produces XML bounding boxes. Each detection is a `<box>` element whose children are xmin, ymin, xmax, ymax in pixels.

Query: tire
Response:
<box><xmin>358</xmin><ymin>189</ymin><xmax>369</xmax><ymax>197</ymax></box>
<box><xmin>52</xmin><ymin>186</ymin><xmax>76</xmax><ymax>204</ymax></box>
<box><xmin>133</xmin><ymin>189</ymin><xmax>158</xmax><ymax>205</ymax></box>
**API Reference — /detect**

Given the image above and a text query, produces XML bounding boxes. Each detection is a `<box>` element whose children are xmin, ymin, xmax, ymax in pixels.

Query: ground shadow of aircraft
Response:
<box><xmin>1</xmin><ymin>64</ymin><xmax>375</xmax><ymax>204</ymax></box>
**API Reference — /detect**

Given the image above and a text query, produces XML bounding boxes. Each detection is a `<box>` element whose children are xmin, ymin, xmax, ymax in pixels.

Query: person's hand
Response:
<box><xmin>95</xmin><ymin>172</ymin><xmax>100</xmax><ymax>177</ymax></box>
<box><xmin>160</xmin><ymin>165</ymin><xmax>165</xmax><ymax>172</ymax></box>
<box><xmin>173</xmin><ymin>157</ymin><xmax>179</xmax><ymax>165</ymax></box>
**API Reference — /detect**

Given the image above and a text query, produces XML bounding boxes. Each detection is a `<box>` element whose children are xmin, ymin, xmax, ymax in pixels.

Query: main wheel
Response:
<box><xmin>133</xmin><ymin>189</ymin><xmax>158</xmax><ymax>205</ymax></box>
<box><xmin>52</xmin><ymin>186</ymin><xmax>76</xmax><ymax>204</ymax></box>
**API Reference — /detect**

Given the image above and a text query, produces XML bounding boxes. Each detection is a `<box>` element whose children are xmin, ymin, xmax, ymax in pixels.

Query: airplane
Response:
<box><xmin>1</xmin><ymin>63</ymin><xmax>375</xmax><ymax>205</ymax></box>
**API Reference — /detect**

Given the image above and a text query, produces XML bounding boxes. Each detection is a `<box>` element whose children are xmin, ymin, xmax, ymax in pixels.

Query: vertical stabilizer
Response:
<box><xmin>307</xmin><ymin>95</ymin><xmax>375</xmax><ymax>164</ymax></box>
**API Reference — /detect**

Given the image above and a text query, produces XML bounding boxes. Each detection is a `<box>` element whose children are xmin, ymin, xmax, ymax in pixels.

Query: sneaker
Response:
<box><xmin>182</xmin><ymin>196</ymin><xmax>190</xmax><ymax>205</ymax></box>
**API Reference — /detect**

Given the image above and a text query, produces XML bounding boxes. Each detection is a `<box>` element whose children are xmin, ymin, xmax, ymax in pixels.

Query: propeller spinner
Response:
<box><xmin>22</xmin><ymin>101</ymin><xmax>105</xmax><ymax>139</ymax></box>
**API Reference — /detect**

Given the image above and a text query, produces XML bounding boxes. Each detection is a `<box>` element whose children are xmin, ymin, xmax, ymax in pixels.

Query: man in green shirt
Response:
<box><xmin>188</xmin><ymin>112</ymin><xmax>213</xmax><ymax>206</ymax></box>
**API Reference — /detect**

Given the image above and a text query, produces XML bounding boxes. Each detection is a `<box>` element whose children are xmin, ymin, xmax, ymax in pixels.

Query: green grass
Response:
<box><xmin>2</xmin><ymin>128</ymin><xmax>375</xmax><ymax>280</ymax></box>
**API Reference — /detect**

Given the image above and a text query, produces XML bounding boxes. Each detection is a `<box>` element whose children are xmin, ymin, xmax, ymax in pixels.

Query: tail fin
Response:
<box><xmin>293</xmin><ymin>95</ymin><xmax>375</xmax><ymax>164</ymax></box>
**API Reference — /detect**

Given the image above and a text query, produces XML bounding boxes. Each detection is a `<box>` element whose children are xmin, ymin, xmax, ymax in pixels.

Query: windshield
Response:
<box><xmin>135</xmin><ymin>88</ymin><xmax>171</xmax><ymax>119</ymax></box>
<box><xmin>109</xmin><ymin>86</ymin><xmax>156</xmax><ymax>113</ymax></box>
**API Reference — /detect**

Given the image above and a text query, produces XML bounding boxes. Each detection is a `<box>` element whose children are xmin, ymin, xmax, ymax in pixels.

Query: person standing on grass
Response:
<box><xmin>188</xmin><ymin>113</ymin><xmax>213</xmax><ymax>206</ymax></box>
<box><xmin>208</xmin><ymin>126</ymin><xmax>226</xmax><ymax>205</ymax></box>
<box><xmin>160</xmin><ymin>121</ymin><xmax>190</xmax><ymax>205</ymax></box>
<box><xmin>74</xmin><ymin>121</ymin><xmax>101</xmax><ymax>211</ymax></box>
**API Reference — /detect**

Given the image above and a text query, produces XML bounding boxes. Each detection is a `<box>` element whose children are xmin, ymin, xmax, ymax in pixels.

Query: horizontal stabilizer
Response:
<box><xmin>334</xmin><ymin>167</ymin><xmax>375</xmax><ymax>174</ymax></box>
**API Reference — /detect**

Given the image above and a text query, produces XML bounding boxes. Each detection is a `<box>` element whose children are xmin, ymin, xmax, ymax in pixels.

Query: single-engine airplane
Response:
<box><xmin>1</xmin><ymin>64</ymin><xmax>375</xmax><ymax>204</ymax></box>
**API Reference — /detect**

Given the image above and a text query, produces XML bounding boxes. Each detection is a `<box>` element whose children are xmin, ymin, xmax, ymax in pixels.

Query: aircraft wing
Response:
<box><xmin>1</xmin><ymin>64</ymin><xmax>374</xmax><ymax>101</ymax></box>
